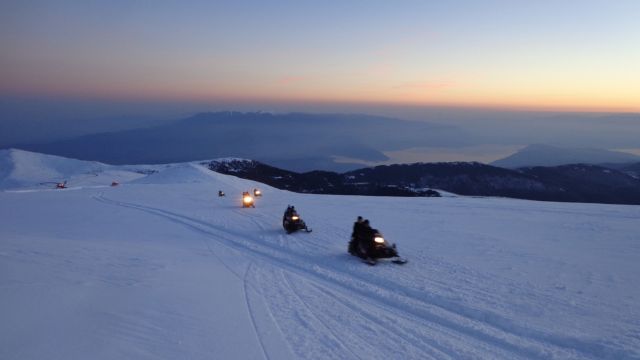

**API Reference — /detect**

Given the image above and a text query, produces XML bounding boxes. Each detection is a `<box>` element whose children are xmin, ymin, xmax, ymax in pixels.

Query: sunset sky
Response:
<box><xmin>1</xmin><ymin>0</ymin><xmax>639</xmax><ymax>112</ymax></box>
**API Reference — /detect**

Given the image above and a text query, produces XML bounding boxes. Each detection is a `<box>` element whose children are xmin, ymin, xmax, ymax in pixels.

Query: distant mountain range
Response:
<box><xmin>14</xmin><ymin>112</ymin><xmax>470</xmax><ymax>172</ymax></box>
<box><xmin>492</xmin><ymin>144</ymin><xmax>640</xmax><ymax>169</ymax></box>
<box><xmin>206</xmin><ymin>158</ymin><xmax>640</xmax><ymax>205</ymax></box>
<box><xmin>11</xmin><ymin>111</ymin><xmax>640</xmax><ymax>173</ymax></box>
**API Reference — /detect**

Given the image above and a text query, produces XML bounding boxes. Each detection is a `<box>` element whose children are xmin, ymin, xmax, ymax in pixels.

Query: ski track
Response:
<box><xmin>282</xmin><ymin>271</ymin><xmax>457</xmax><ymax>359</ymax></box>
<box><xmin>243</xmin><ymin>263</ymin><xmax>270</xmax><ymax>360</ymax></box>
<box><xmin>92</xmin><ymin>193</ymin><xmax>638</xmax><ymax>360</ymax></box>
<box><xmin>304</xmin><ymin>279</ymin><xmax>465</xmax><ymax>359</ymax></box>
<box><xmin>249</xmin><ymin>265</ymin><xmax>348</xmax><ymax>359</ymax></box>
<box><xmin>279</xmin><ymin>271</ymin><xmax>363</xmax><ymax>360</ymax></box>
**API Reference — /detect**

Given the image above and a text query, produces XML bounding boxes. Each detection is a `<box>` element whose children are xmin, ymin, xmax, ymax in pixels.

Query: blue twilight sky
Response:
<box><xmin>1</xmin><ymin>0</ymin><xmax>639</xmax><ymax>111</ymax></box>
<box><xmin>1</xmin><ymin>0</ymin><xmax>639</xmax><ymax>163</ymax></box>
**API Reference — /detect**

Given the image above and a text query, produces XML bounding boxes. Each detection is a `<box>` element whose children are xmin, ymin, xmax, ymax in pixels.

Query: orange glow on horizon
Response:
<box><xmin>2</xmin><ymin>79</ymin><xmax>638</xmax><ymax>113</ymax></box>
<box><xmin>3</xmin><ymin>1</ymin><xmax>638</xmax><ymax>115</ymax></box>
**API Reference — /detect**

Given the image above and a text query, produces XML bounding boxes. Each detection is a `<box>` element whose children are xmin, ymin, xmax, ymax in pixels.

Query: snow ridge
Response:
<box><xmin>0</xmin><ymin>148</ymin><xmax>108</xmax><ymax>189</ymax></box>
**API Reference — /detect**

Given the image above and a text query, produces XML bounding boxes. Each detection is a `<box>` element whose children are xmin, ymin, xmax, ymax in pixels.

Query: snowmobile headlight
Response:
<box><xmin>291</xmin><ymin>215</ymin><xmax>299</xmax><ymax>220</ymax></box>
<box><xmin>243</xmin><ymin>196</ymin><xmax>253</xmax><ymax>203</ymax></box>
<box><xmin>374</xmin><ymin>236</ymin><xmax>385</xmax><ymax>244</ymax></box>
<box><xmin>255</xmin><ymin>190</ymin><xmax>261</xmax><ymax>195</ymax></box>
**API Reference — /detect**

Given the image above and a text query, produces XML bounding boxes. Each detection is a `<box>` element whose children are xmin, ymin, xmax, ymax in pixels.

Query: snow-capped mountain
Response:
<box><xmin>1</xmin><ymin>149</ymin><xmax>639</xmax><ymax>359</ymax></box>
<box><xmin>492</xmin><ymin>144</ymin><xmax>640</xmax><ymax>169</ymax></box>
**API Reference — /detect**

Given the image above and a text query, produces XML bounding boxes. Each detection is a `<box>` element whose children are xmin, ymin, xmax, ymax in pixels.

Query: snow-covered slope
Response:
<box><xmin>0</xmin><ymin>148</ymin><xmax>156</xmax><ymax>190</ymax></box>
<box><xmin>1</xmin><ymin>152</ymin><xmax>639</xmax><ymax>359</ymax></box>
<box><xmin>0</xmin><ymin>148</ymin><xmax>108</xmax><ymax>188</ymax></box>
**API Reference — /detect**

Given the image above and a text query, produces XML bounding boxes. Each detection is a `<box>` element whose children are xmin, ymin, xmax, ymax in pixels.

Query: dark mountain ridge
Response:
<box><xmin>599</xmin><ymin>162</ymin><xmax>640</xmax><ymax>179</ymax></box>
<box><xmin>206</xmin><ymin>159</ymin><xmax>640</xmax><ymax>205</ymax></box>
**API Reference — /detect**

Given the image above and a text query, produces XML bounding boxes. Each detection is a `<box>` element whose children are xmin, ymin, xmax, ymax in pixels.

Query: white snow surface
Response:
<box><xmin>1</xmin><ymin>150</ymin><xmax>640</xmax><ymax>359</ymax></box>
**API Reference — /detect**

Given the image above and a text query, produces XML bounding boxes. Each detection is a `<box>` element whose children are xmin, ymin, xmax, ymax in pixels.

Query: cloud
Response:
<box><xmin>393</xmin><ymin>81</ymin><xmax>455</xmax><ymax>91</ymax></box>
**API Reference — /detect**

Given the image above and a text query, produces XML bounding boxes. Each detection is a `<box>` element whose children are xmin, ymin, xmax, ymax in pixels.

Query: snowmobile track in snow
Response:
<box><xmin>243</xmin><ymin>263</ymin><xmax>271</xmax><ymax>360</ymax></box>
<box><xmin>280</xmin><ymin>271</ymin><xmax>363</xmax><ymax>360</ymax></box>
<box><xmin>93</xmin><ymin>193</ymin><xmax>635</xmax><ymax>360</ymax></box>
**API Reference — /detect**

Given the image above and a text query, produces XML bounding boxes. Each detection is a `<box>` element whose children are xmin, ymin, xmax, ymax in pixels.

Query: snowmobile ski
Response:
<box><xmin>362</xmin><ymin>258</ymin><xmax>377</xmax><ymax>266</ymax></box>
<box><xmin>286</xmin><ymin>227</ymin><xmax>311</xmax><ymax>234</ymax></box>
<box><xmin>361</xmin><ymin>257</ymin><xmax>407</xmax><ymax>265</ymax></box>
<box><xmin>391</xmin><ymin>257</ymin><xmax>408</xmax><ymax>265</ymax></box>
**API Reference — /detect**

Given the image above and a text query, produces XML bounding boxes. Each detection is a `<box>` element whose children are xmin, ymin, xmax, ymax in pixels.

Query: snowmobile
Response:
<box><xmin>352</xmin><ymin>229</ymin><xmax>407</xmax><ymax>265</ymax></box>
<box><xmin>242</xmin><ymin>192</ymin><xmax>255</xmax><ymax>208</ymax></box>
<box><xmin>56</xmin><ymin>181</ymin><xmax>67</xmax><ymax>189</ymax></box>
<box><xmin>218</xmin><ymin>190</ymin><xmax>225</xmax><ymax>197</ymax></box>
<box><xmin>282</xmin><ymin>210</ymin><xmax>312</xmax><ymax>234</ymax></box>
<box><xmin>253</xmin><ymin>188</ymin><xmax>262</xmax><ymax>197</ymax></box>
<box><xmin>111</xmin><ymin>181</ymin><xmax>119</xmax><ymax>187</ymax></box>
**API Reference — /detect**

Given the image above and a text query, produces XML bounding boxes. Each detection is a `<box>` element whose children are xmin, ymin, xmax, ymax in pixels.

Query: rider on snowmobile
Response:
<box><xmin>349</xmin><ymin>216</ymin><xmax>364</xmax><ymax>255</ymax></box>
<box><xmin>282</xmin><ymin>205</ymin><xmax>310</xmax><ymax>233</ymax></box>
<box><xmin>242</xmin><ymin>191</ymin><xmax>255</xmax><ymax>207</ymax></box>
<box><xmin>350</xmin><ymin>219</ymin><xmax>405</xmax><ymax>264</ymax></box>
<box><xmin>355</xmin><ymin>219</ymin><xmax>375</xmax><ymax>258</ymax></box>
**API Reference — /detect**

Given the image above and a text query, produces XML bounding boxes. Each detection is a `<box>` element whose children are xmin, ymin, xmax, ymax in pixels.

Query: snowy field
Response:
<box><xmin>1</xmin><ymin>149</ymin><xmax>640</xmax><ymax>359</ymax></box>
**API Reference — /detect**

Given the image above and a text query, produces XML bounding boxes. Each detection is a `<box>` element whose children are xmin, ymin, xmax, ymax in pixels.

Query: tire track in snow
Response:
<box><xmin>290</xmin><ymin>266</ymin><xmax>548</xmax><ymax>359</ymax></box>
<box><xmin>90</xmin><ymin>195</ymin><xmax>557</xmax><ymax>357</ymax></box>
<box><xmin>249</xmin><ymin>266</ymin><xmax>350</xmax><ymax>359</ymax></box>
<box><xmin>95</xmin><ymin>193</ymin><xmax>279</xmax><ymax>359</ymax></box>
<box><xmin>280</xmin><ymin>271</ymin><xmax>363</xmax><ymax>360</ymax></box>
<box><xmin>248</xmin><ymin>267</ymin><xmax>298</xmax><ymax>360</ymax></box>
<box><xmin>304</xmin><ymin>277</ymin><xmax>523</xmax><ymax>360</ymax></box>
<box><xmin>92</xmin><ymin>194</ymin><xmax>633</xmax><ymax>360</ymax></box>
<box><xmin>243</xmin><ymin>263</ymin><xmax>271</xmax><ymax>360</ymax></box>
<box><xmin>89</xmin><ymin>194</ymin><xmax>578</xmax><ymax>359</ymax></box>
<box><xmin>201</xmin><ymin>231</ymin><xmax>244</xmax><ymax>281</ymax></box>
<box><xmin>282</xmin><ymin>271</ymin><xmax>458</xmax><ymax>360</ymax></box>
<box><xmin>249</xmin><ymin>209</ymin><xmax>367</xmax><ymax>358</ymax></box>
